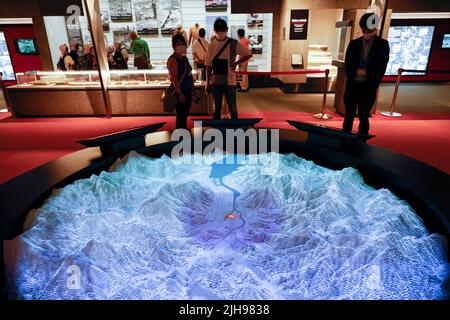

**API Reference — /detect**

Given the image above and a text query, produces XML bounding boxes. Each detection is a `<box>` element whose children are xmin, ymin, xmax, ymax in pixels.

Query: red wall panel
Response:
<box><xmin>0</xmin><ymin>24</ymin><xmax>42</xmax><ymax>86</ymax></box>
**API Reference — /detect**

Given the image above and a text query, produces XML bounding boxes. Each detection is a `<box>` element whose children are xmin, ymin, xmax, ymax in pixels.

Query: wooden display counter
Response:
<box><xmin>6</xmin><ymin>84</ymin><xmax>209</xmax><ymax>117</ymax></box>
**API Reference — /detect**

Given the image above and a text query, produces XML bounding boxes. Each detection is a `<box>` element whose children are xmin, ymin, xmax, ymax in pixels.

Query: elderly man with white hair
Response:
<box><xmin>57</xmin><ymin>44</ymin><xmax>75</xmax><ymax>71</ymax></box>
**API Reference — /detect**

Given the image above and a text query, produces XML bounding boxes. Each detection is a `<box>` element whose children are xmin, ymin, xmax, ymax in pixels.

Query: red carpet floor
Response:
<box><xmin>0</xmin><ymin>111</ymin><xmax>449</xmax><ymax>184</ymax></box>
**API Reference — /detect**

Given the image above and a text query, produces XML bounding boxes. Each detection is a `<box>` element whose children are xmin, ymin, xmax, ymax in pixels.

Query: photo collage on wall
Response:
<box><xmin>205</xmin><ymin>0</ymin><xmax>228</xmax><ymax>11</ymax></box>
<box><xmin>386</xmin><ymin>25</ymin><xmax>435</xmax><ymax>75</ymax></box>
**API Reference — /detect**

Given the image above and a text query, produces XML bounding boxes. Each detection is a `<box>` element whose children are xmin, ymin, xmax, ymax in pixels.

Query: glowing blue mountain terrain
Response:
<box><xmin>4</xmin><ymin>152</ymin><xmax>449</xmax><ymax>299</ymax></box>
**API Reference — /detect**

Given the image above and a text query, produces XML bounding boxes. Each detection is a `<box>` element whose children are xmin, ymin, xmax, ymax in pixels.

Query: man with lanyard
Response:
<box><xmin>343</xmin><ymin>12</ymin><xmax>390</xmax><ymax>135</ymax></box>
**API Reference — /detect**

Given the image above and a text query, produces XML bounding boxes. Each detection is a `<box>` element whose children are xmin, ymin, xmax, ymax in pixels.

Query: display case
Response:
<box><xmin>16</xmin><ymin>71</ymin><xmax>101</xmax><ymax>87</ymax></box>
<box><xmin>307</xmin><ymin>45</ymin><xmax>338</xmax><ymax>78</ymax></box>
<box><xmin>7</xmin><ymin>68</ymin><xmax>207</xmax><ymax>117</ymax></box>
<box><xmin>15</xmin><ymin>68</ymin><xmax>201</xmax><ymax>88</ymax></box>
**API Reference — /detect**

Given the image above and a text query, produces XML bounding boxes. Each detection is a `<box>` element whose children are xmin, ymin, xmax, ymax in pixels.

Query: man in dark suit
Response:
<box><xmin>343</xmin><ymin>13</ymin><xmax>390</xmax><ymax>135</ymax></box>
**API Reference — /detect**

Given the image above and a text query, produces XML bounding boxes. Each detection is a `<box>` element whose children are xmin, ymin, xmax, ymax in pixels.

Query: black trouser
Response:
<box><xmin>211</xmin><ymin>85</ymin><xmax>238</xmax><ymax>120</ymax></box>
<box><xmin>343</xmin><ymin>81</ymin><xmax>378</xmax><ymax>134</ymax></box>
<box><xmin>175</xmin><ymin>92</ymin><xmax>192</xmax><ymax>129</ymax></box>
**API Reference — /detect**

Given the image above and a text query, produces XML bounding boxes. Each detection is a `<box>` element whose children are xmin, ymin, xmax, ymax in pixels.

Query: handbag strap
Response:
<box><xmin>198</xmin><ymin>39</ymin><xmax>206</xmax><ymax>52</ymax></box>
<box><xmin>179</xmin><ymin>58</ymin><xmax>188</xmax><ymax>83</ymax></box>
<box><xmin>213</xmin><ymin>38</ymin><xmax>231</xmax><ymax>62</ymax></box>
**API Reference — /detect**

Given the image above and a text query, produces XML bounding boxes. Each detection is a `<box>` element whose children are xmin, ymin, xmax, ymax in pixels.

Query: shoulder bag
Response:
<box><xmin>162</xmin><ymin>56</ymin><xmax>188</xmax><ymax>113</ymax></box>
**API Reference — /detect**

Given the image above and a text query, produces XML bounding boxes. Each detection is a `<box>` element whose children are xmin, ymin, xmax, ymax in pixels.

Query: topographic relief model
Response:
<box><xmin>4</xmin><ymin>152</ymin><xmax>449</xmax><ymax>300</ymax></box>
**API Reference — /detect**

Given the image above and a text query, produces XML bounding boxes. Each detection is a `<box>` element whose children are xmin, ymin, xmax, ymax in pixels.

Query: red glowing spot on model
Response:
<box><xmin>224</xmin><ymin>213</ymin><xmax>238</xmax><ymax>220</ymax></box>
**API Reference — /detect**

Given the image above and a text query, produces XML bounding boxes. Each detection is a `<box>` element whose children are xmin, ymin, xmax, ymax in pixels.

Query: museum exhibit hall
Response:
<box><xmin>0</xmin><ymin>0</ymin><xmax>449</xmax><ymax>304</ymax></box>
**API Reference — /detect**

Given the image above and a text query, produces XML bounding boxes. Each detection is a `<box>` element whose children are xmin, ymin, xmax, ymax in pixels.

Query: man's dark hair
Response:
<box><xmin>237</xmin><ymin>29</ymin><xmax>245</xmax><ymax>38</ymax></box>
<box><xmin>214</xmin><ymin>18</ymin><xmax>228</xmax><ymax>32</ymax></box>
<box><xmin>359</xmin><ymin>12</ymin><xmax>380</xmax><ymax>31</ymax></box>
<box><xmin>199</xmin><ymin>28</ymin><xmax>206</xmax><ymax>38</ymax></box>
<box><xmin>172</xmin><ymin>33</ymin><xmax>187</xmax><ymax>48</ymax></box>
<box><xmin>74</xmin><ymin>43</ymin><xmax>80</xmax><ymax>51</ymax></box>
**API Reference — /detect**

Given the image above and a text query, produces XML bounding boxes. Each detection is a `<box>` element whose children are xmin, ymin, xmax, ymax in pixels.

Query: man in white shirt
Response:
<box><xmin>57</xmin><ymin>44</ymin><xmax>75</xmax><ymax>71</ymax></box>
<box><xmin>192</xmin><ymin>28</ymin><xmax>209</xmax><ymax>76</ymax></box>
<box><xmin>205</xmin><ymin>18</ymin><xmax>252</xmax><ymax>120</ymax></box>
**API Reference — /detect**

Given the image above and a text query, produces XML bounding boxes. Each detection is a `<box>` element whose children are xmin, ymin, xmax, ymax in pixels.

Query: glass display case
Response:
<box><xmin>16</xmin><ymin>71</ymin><xmax>101</xmax><ymax>87</ymax></box>
<box><xmin>8</xmin><ymin>66</ymin><xmax>207</xmax><ymax>117</ymax></box>
<box><xmin>15</xmin><ymin>67</ymin><xmax>200</xmax><ymax>88</ymax></box>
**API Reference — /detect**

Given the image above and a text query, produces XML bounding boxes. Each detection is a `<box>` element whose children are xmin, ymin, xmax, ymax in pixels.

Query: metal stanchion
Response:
<box><xmin>313</xmin><ymin>69</ymin><xmax>333</xmax><ymax>119</ymax></box>
<box><xmin>381</xmin><ymin>68</ymin><xmax>403</xmax><ymax>117</ymax></box>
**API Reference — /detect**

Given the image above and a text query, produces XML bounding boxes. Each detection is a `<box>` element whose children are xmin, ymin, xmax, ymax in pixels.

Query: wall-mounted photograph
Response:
<box><xmin>101</xmin><ymin>10</ymin><xmax>110</xmax><ymax>31</ymax></box>
<box><xmin>135</xmin><ymin>0</ymin><xmax>158</xmax><ymax>35</ymax></box>
<box><xmin>109</xmin><ymin>0</ymin><xmax>133</xmax><ymax>22</ymax></box>
<box><xmin>248</xmin><ymin>34</ymin><xmax>263</xmax><ymax>54</ymax></box>
<box><xmin>205</xmin><ymin>0</ymin><xmax>228</xmax><ymax>11</ymax></box>
<box><xmin>247</xmin><ymin>13</ymin><xmax>263</xmax><ymax>28</ymax></box>
<box><xmin>158</xmin><ymin>0</ymin><xmax>182</xmax><ymax>35</ymax></box>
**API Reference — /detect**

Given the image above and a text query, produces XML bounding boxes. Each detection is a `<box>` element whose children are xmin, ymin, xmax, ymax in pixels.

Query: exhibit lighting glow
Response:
<box><xmin>4</xmin><ymin>152</ymin><xmax>449</xmax><ymax>300</ymax></box>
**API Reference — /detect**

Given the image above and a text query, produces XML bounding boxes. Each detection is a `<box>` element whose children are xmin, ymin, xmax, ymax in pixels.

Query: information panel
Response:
<box><xmin>386</xmin><ymin>25</ymin><xmax>435</xmax><ymax>76</ymax></box>
<box><xmin>289</xmin><ymin>10</ymin><xmax>309</xmax><ymax>40</ymax></box>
